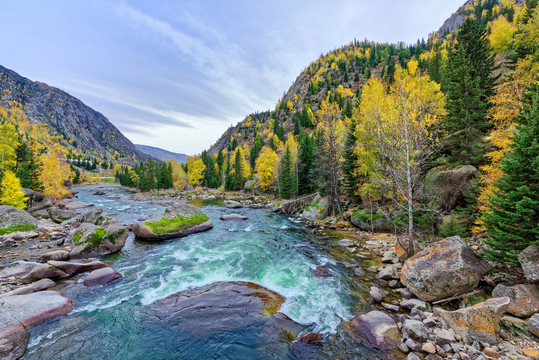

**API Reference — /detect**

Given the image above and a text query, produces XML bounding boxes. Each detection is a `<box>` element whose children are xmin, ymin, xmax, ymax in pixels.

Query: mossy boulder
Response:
<box><xmin>423</xmin><ymin>165</ymin><xmax>478</xmax><ymax>212</ymax></box>
<box><xmin>0</xmin><ymin>205</ymin><xmax>40</xmax><ymax>236</ymax></box>
<box><xmin>350</xmin><ymin>209</ymin><xmax>393</xmax><ymax>232</ymax></box>
<box><xmin>133</xmin><ymin>203</ymin><xmax>212</xmax><ymax>241</ymax></box>
<box><xmin>301</xmin><ymin>195</ymin><xmax>328</xmax><ymax>221</ymax></box>
<box><xmin>69</xmin><ymin>223</ymin><xmax>128</xmax><ymax>259</ymax></box>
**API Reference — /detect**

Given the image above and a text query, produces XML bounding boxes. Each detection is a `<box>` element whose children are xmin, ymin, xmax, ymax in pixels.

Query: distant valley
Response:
<box><xmin>135</xmin><ymin>144</ymin><xmax>188</xmax><ymax>164</ymax></box>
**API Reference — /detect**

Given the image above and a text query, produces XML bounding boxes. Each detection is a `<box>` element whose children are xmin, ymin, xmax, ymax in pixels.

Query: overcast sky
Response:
<box><xmin>1</xmin><ymin>0</ymin><xmax>464</xmax><ymax>155</ymax></box>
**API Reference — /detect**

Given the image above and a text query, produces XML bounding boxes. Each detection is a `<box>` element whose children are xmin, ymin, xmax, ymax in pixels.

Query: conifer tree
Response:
<box><xmin>483</xmin><ymin>80</ymin><xmax>539</xmax><ymax>265</ymax></box>
<box><xmin>0</xmin><ymin>171</ymin><xmax>27</xmax><ymax>209</ymax></box>
<box><xmin>343</xmin><ymin>117</ymin><xmax>359</xmax><ymax>198</ymax></box>
<box><xmin>279</xmin><ymin>141</ymin><xmax>296</xmax><ymax>199</ymax></box>
<box><xmin>297</xmin><ymin>134</ymin><xmax>316</xmax><ymax>195</ymax></box>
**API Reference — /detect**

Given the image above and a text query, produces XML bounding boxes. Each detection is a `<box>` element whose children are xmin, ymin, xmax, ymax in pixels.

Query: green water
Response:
<box><xmin>23</xmin><ymin>185</ymin><xmax>381</xmax><ymax>359</ymax></box>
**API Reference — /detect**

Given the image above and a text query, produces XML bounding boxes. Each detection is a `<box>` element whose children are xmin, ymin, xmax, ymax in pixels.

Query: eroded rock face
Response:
<box><xmin>143</xmin><ymin>281</ymin><xmax>285</xmax><ymax>337</ymax></box>
<box><xmin>69</xmin><ymin>223</ymin><xmax>128</xmax><ymax>259</ymax></box>
<box><xmin>423</xmin><ymin>165</ymin><xmax>478</xmax><ymax>212</ymax></box>
<box><xmin>492</xmin><ymin>284</ymin><xmax>539</xmax><ymax>318</ymax></box>
<box><xmin>528</xmin><ymin>313</ymin><xmax>539</xmax><ymax>338</ymax></box>
<box><xmin>0</xmin><ymin>261</ymin><xmax>67</xmax><ymax>283</ymax></box>
<box><xmin>518</xmin><ymin>245</ymin><xmax>539</xmax><ymax>283</ymax></box>
<box><xmin>350</xmin><ymin>310</ymin><xmax>401</xmax><ymax>350</ymax></box>
<box><xmin>400</xmin><ymin>236</ymin><xmax>489</xmax><ymax>302</ymax></box>
<box><xmin>22</xmin><ymin>188</ymin><xmax>51</xmax><ymax>215</ymax></box>
<box><xmin>133</xmin><ymin>203</ymin><xmax>212</xmax><ymax>241</ymax></box>
<box><xmin>436</xmin><ymin>297</ymin><xmax>510</xmax><ymax>345</ymax></box>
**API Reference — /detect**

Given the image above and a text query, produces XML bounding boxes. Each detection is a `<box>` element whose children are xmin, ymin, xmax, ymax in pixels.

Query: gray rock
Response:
<box><xmin>83</xmin><ymin>267</ymin><xmax>122</xmax><ymax>286</ymax></box>
<box><xmin>350</xmin><ymin>310</ymin><xmax>401</xmax><ymax>350</ymax></box>
<box><xmin>22</xmin><ymin>188</ymin><xmax>51</xmax><ymax>214</ymax></box>
<box><xmin>48</xmin><ymin>260</ymin><xmax>109</xmax><ymax>275</ymax></box>
<box><xmin>69</xmin><ymin>223</ymin><xmax>128</xmax><ymax>258</ymax></box>
<box><xmin>302</xmin><ymin>195</ymin><xmax>328</xmax><ymax>221</ymax></box>
<box><xmin>219</xmin><ymin>214</ymin><xmax>248</xmax><ymax>221</ymax></box>
<box><xmin>0</xmin><ymin>205</ymin><xmax>40</xmax><ymax>231</ymax></box>
<box><xmin>47</xmin><ymin>207</ymin><xmax>77</xmax><ymax>223</ymax></box>
<box><xmin>492</xmin><ymin>283</ymin><xmax>539</xmax><ymax>317</ymax></box>
<box><xmin>529</xmin><ymin>313</ymin><xmax>539</xmax><ymax>338</ymax></box>
<box><xmin>370</xmin><ymin>286</ymin><xmax>388</xmax><ymax>302</ymax></box>
<box><xmin>435</xmin><ymin>328</ymin><xmax>455</xmax><ymax>345</ymax></box>
<box><xmin>378</xmin><ymin>264</ymin><xmax>400</xmax><ymax>280</ymax></box>
<box><xmin>224</xmin><ymin>200</ymin><xmax>242</xmax><ymax>208</ymax></box>
<box><xmin>350</xmin><ymin>210</ymin><xmax>393</xmax><ymax>232</ymax></box>
<box><xmin>338</xmin><ymin>238</ymin><xmax>354</xmax><ymax>247</ymax></box>
<box><xmin>400</xmin><ymin>236</ymin><xmax>489</xmax><ymax>302</ymax></box>
<box><xmin>400</xmin><ymin>299</ymin><xmax>430</xmax><ymax>311</ymax></box>
<box><xmin>423</xmin><ymin>165</ymin><xmax>478</xmax><ymax>212</ymax></box>
<box><xmin>382</xmin><ymin>303</ymin><xmax>399</xmax><ymax>312</ymax></box>
<box><xmin>382</xmin><ymin>250</ymin><xmax>400</xmax><ymax>263</ymax></box>
<box><xmin>63</xmin><ymin>207</ymin><xmax>103</xmax><ymax>226</ymax></box>
<box><xmin>354</xmin><ymin>267</ymin><xmax>365</xmax><ymax>277</ymax></box>
<box><xmin>0</xmin><ymin>261</ymin><xmax>68</xmax><ymax>283</ymax></box>
<box><xmin>405</xmin><ymin>338</ymin><xmax>422</xmax><ymax>352</ymax></box>
<box><xmin>6</xmin><ymin>279</ymin><xmax>56</xmax><ymax>296</ymax></box>
<box><xmin>402</xmin><ymin>319</ymin><xmax>429</xmax><ymax>342</ymax></box>
<box><xmin>518</xmin><ymin>245</ymin><xmax>539</xmax><ymax>283</ymax></box>
<box><xmin>41</xmin><ymin>250</ymin><xmax>70</xmax><ymax>261</ymax></box>
<box><xmin>313</xmin><ymin>266</ymin><xmax>332</xmax><ymax>278</ymax></box>
<box><xmin>406</xmin><ymin>353</ymin><xmax>420</xmax><ymax>360</ymax></box>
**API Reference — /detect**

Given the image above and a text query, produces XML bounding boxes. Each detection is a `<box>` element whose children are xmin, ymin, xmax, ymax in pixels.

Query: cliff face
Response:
<box><xmin>0</xmin><ymin>65</ymin><xmax>148</xmax><ymax>162</ymax></box>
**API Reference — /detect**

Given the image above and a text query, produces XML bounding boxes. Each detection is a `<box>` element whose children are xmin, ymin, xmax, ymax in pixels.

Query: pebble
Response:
<box><xmin>421</xmin><ymin>342</ymin><xmax>436</xmax><ymax>354</ymax></box>
<box><xmin>483</xmin><ymin>347</ymin><xmax>498</xmax><ymax>359</ymax></box>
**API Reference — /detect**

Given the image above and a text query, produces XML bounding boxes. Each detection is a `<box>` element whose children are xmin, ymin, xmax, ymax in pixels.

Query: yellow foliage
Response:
<box><xmin>169</xmin><ymin>159</ymin><xmax>188</xmax><ymax>191</ymax></box>
<box><xmin>293</xmin><ymin>93</ymin><xmax>298</xmax><ymax>103</ymax></box>
<box><xmin>186</xmin><ymin>157</ymin><xmax>206</xmax><ymax>186</ymax></box>
<box><xmin>407</xmin><ymin>60</ymin><xmax>419</xmax><ymax>76</ymax></box>
<box><xmin>254</xmin><ymin>146</ymin><xmax>279</xmax><ymax>191</ymax></box>
<box><xmin>287</xmin><ymin>100</ymin><xmax>293</xmax><ymax>112</ymax></box>
<box><xmin>40</xmin><ymin>155</ymin><xmax>73</xmax><ymax>202</ymax></box>
<box><xmin>489</xmin><ymin>15</ymin><xmax>516</xmax><ymax>53</ymax></box>
<box><xmin>0</xmin><ymin>122</ymin><xmax>20</xmax><ymax>173</ymax></box>
<box><xmin>0</xmin><ymin>171</ymin><xmax>27</xmax><ymax>209</ymax></box>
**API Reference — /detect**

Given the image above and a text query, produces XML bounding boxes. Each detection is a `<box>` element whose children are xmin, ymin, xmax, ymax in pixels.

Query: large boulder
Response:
<box><xmin>492</xmin><ymin>284</ymin><xmax>539</xmax><ymax>318</ymax></box>
<box><xmin>302</xmin><ymin>195</ymin><xmax>328</xmax><ymax>221</ymax></box>
<box><xmin>423</xmin><ymin>165</ymin><xmax>478</xmax><ymax>212</ymax></box>
<box><xmin>69</xmin><ymin>223</ymin><xmax>128</xmax><ymax>259</ymax></box>
<box><xmin>0</xmin><ymin>206</ymin><xmax>40</xmax><ymax>235</ymax></box>
<box><xmin>0</xmin><ymin>291</ymin><xmax>72</xmax><ymax>359</ymax></box>
<box><xmin>133</xmin><ymin>203</ymin><xmax>212</xmax><ymax>241</ymax></box>
<box><xmin>6</xmin><ymin>279</ymin><xmax>56</xmax><ymax>296</ymax></box>
<box><xmin>83</xmin><ymin>267</ymin><xmax>122</xmax><ymax>286</ymax></box>
<box><xmin>350</xmin><ymin>209</ymin><xmax>393</xmax><ymax>232</ymax></box>
<box><xmin>22</xmin><ymin>188</ymin><xmax>51</xmax><ymax>215</ymax></box>
<box><xmin>0</xmin><ymin>261</ymin><xmax>68</xmax><ymax>283</ymax></box>
<box><xmin>518</xmin><ymin>245</ymin><xmax>539</xmax><ymax>283</ymax></box>
<box><xmin>400</xmin><ymin>236</ymin><xmax>489</xmax><ymax>302</ymax></box>
<box><xmin>349</xmin><ymin>310</ymin><xmax>401</xmax><ymax>350</ymax></box>
<box><xmin>258</xmin><ymin>312</ymin><xmax>304</xmax><ymax>359</ymax></box>
<box><xmin>47</xmin><ymin>207</ymin><xmax>77</xmax><ymax>223</ymax></box>
<box><xmin>62</xmin><ymin>207</ymin><xmax>103</xmax><ymax>227</ymax></box>
<box><xmin>144</xmin><ymin>281</ymin><xmax>285</xmax><ymax>337</ymax></box>
<box><xmin>436</xmin><ymin>297</ymin><xmax>510</xmax><ymax>344</ymax></box>
<box><xmin>47</xmin><ymin>260</ymin><xmax>109</xmax><ymax>275</ymax></box>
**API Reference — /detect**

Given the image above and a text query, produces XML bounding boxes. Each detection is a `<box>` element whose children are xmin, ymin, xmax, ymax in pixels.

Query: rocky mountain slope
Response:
<box><xmin>0</xmin><ymin>65</ymin><xmax>148</xmax><ymax>162</ymax></box>
<box><xmin>135</xmin><ymin>144</ymin><xmax>188</xmax><ymax>163</ymax></box>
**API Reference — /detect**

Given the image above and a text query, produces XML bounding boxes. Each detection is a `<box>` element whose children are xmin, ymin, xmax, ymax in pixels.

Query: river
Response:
<box><xmin>22</xmin><ymin>185</ymin><xmax>385</xmax><ymax>359</ymax></box>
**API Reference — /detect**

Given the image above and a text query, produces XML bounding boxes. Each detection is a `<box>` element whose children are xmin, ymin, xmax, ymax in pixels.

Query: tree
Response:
<box><xmin>15</xmin><ymin>143</ymin><xmax>43</xmax><ymax>191</ymax></box>
<box><xmin>279</xmin><ymin>140</ymin><xmax>296</xmax><ymax>199</ymax></box>
<box><xmin>186</xmin><ymin>157</ymin><xmax>206</xmax><ymax>187</ymax></box>
<box><xmin>0</xmin><ymin>171</ymin><xmax>27</xmax><ymax>209</ymax></box>
<box><xmin>0</xmin><ymin>123</ymin><xmax>20</xmax><ymax>176</ymax></box>
<box><xmin>483</xmin><ymin>80</ymin><xmax>539</xmax><ymax>265</ymax></box>
<box><xmin>489</xmin><ymin>15</ymin><xmax>516</xmax><ymax>53</ymax></box>
<box><xmin>231</xmin><ymin>147</ymin><xmax>250</xmax><ymax>190</ymax></box>
<box><xmin>343</xmin><ymin>116</ymin><xmax>360</xmax><ymax>198</ymax></box>
<box><xmin>40</xmin><ymin>154</ymin><xmax>73</xmax><ymax>202</ymax></box>
<box><xmin>169</xmin><ymin>159</ymin><xmax>189</xmax><ymax>191</ymax></box>
<box><xmin>255</xmin><ymin>147</ymin><xmax>279</xmax><ymax>191</ymax></box>
<box><xmin>297</xmin><ymin>134</ymin><xmax>316</xmax><ymax>195</ymax></box>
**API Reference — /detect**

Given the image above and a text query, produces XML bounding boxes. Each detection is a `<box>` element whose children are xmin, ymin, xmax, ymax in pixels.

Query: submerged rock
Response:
<box><xmin>143</xmin><ymin>281</ymin><xmax>285</xmax><ymax>337</ymax></box>
<box><xmin>400</xmin><ymin>236</ymin><xmax>489</xmax><ymax>302</ymax></box>
<box><xmin>133</xmin><ymin>203</ymin><xmax>212</xmax><ymax>241</ymax></box>
<box><xmin>69</xmin><ymin>223</ymin><xmax>128</xmax><ymax>259</ymax></box>
<box><xmin>314</xmin><ymin>265</ymin><xmax>332</xmax><ymax>277</ymax></box>
<box><xmin>219</xmin><ymin>214</ymin><xmax>248</xmax><ymax>221</ymax></box>
<box><xmin>350</xmin><ymin>310</ymin><xmax>401</xmax><ymax>350</ymax></box>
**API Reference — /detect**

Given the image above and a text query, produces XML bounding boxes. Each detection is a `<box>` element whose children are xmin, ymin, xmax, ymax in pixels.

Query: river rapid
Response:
<box><xmin>23</xmin><ymin>185</ymin><xmax>385</xmax><ymax>360</ymax></box>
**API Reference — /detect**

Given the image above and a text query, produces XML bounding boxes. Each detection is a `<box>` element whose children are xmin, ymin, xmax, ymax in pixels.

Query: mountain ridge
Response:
<box><xmin>135</xmin><ymin>144</ymin><xmax>188</xmax><ymax>164</ymax></box>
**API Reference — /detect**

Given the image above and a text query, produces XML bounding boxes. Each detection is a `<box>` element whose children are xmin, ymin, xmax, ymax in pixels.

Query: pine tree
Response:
<box><xmin>343</xmin><ymin>117</ymin><xmax>360</xmax><ymax>198</ymax></box>
<box><xmin>297</xmin><ymin>134</ymin><xmax>316</xmax><ymax>195</ymax></box>
<box><xmin>0</xmin><ymin>171</ymin><xmax>27</xmax><ymax>209</ymax></box>
<box><xmin>15</xmin><ymin>144</ymin><xmax>43</xmax><ymax>191</ymax></box>
<box><xmin>279</xmin><ymin>142</ymin><xmax>296</xmax><ymax>199</ymax></box>
<box><xmin>483</xmin><ymin>80</ymin><xmax>539</xmax><ymax>265</ymax></box>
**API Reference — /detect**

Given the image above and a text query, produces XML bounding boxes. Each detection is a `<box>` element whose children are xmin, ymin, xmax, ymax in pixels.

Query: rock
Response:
<box><xmin>22</xmin><ymin>188</ymin><xmax>51</xmax><ymax>214</ymax></box>
<box><xmin>395</xmin><ymin>238</ymin><xmax>422</xmax><ymax>261</ymax></box>
<box><xmin>63</xmin><ymin>207</ymin><xmax>103</xmax><ymax>226</ymax></box>
<box><xmin>133</xmin><ymin>203</ymin><xmax>212</xmax><ymax>241</ymax></box>
<box><xmin>57</xmin><ymin>200</ymin><xmax>93</xmax><ymax>211</ymax></box>
<box><xmin>518</xmin><ymin>245</ymin><xmax>539</xmax><ymax>283</ymax></box>
<box><xmin>47</xmin><ymin>207</ymin><xmax>77</xmax><ymax>223</ymax></box>
<box><xmin>483</xmin><ymin>347</ymin><xmax>498</xmax><ymax>359</ymax></box>
<box><xmin>0</xmin><ymin>205</ymin><xmax>41</xmax><ymax>233</ymax></box>
<box><xmin>435</xmin><ymin>329</ymin><xmax>455</xmax><ymax>345</ymax></box>
<box><xmin>7</xmin><ymin>278</ymin><xmax>56</xmax><ymax>296</ymax></box>
<box><xmin>144</xmin><ymin>281</ymin><xmax>285</xmax><ymax>337</ymax></box>
<box><xmin>259</xmin><ymin>312</ymin><xmax>304</xmax><ymax>358</ymax></box>
<box><xmin>69</xmin><ymin>223</ymin><xmax>128</xmax><ymax>258</ymax></box>
<box><xmin>522</xmin><ymin>348</ymin><xmax>539</xmax><ymax>359</ymax></box>
<box><xmin>83</xmin><ymin>267</ymin><xmax>121</xmax><ymax>286</ymax></box>
<box><xmin>492</xmin><ymin>283</ymin><xmax>539</xmax><ymax>317</ymax></box>
<box><xmin>370</xmin><ymin>286</ymin><xmax>388</xmax><ymax>302</ymax></box>
<box><xmin>289</xmin><ymin>332</ymin><xmax>324</xmax><ymax>359</ymax></box>
<box><xmin>382</xmin><ymin>250</ymin><xmax>400</xmax><ymax>263</ymax></box>
<box><xmin>437</xmin><ymin>297</ymin><xmax>510</xmax><ymax>344</ymax></box>
<box><xmin>0</xmin><ymin>261</ymin><xmax>68</xmax><ymax>283</ymax></box>
<box><xmin>48</xmin><ymin>260</ymin><xmax>109</xmax><ymax>275</ymax></box>
<box><xmin>338</xmin><ymin>238</ymin><xmax>354</xmax><ymax>247</ymax></box>
<box><xmin>41</xmin><ymin>250</ymin><xmax>70</xmax><ymax>261</ymax></box>
<box><xmin>423</xmin><ymin>165</ymin><xmax>478</xmax><ymax>212</ymax></box>
<box><xmin>219</xmin><ymin>214</ymin><xmax>248</xmax><ymax>221</ymax></box>
<box><xmin>400</xmin><ymin>236</ymin><xmax>489</xmax><ymax>302</ymax></box>
<box><xmin>402</xmin><ymin>319</ymin><xmax>429</xmax><ymax>342</ymax></box>
<box><xmin>93</xmin><ymin>190</ymin><xmax>105</xmax><ymax>195</ymax></box>
<box><xmin>382</xmin><ymin>303</ymin><xmax>399</xmax><ymax>312</ymax></box>
<box><xmin>350</xmin><ymin>209</ymin><xmax>393</xmax><ymax>232</ymax></box>
<box><xmin>422</xmin><ymin>342</ymin><xmax>436</xmax><ymax>354</ymax></box>
<box><xmin>406</xmin><ymin>353</ymin><xmax>421</xmax><ymax>360</ymax></box>
<box><xmin>400</xmin><ymin>299</ymin><xmax>430</xmax><ymax>311</ymax></box>
<box><xmin>224</xmin><ymin>199</ymin><xmax>242</xmax><ymax>208</ymax></box>
<box><xmin>405</xmin><ymin>338</ymin><xmax>423</xmax><ymax>352</ymax></box>
<box><xmin>302</xmin><ymin>195</ymin><xmax>329</xmax><ymax>221</ymax></box>
<box><xmin>501</xmin><ymin>315</ymin><xmax>530</xmax><ymax>337</ymax></box>
<box><xmin>378</xmin><ymin>264</ymin><xmax>400</xmax><ymax>280</ymax></box>
<box><xmin>529</xmin><ymin>313</ymin><xmax>539</xmax><ymax>338</ymax></box>
<box><xmin>314</xmin><ymin>266</ymin><xmax>332</xmax><ymax>278</ymax></box>
<box><xmin>354</xmin><ymin>267</ymin><xmax>365</xmax><ymax>277</ymax></box>
<box><xmin>350</xmin><ymin>310</ymin><xmax>401</xmax><ymax>350</ymax></box>
<box><xmin>0</xmin><ymin>290</ymin><xmax>72</xmax><ymax>359</ymax></box>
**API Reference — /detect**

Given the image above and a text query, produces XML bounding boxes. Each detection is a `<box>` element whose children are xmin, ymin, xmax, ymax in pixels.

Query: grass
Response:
<box><xmin>145</xmin><ymin>213</ymin><xmax>210</xmax><ymax>235</ymax></box>
<box><xmin>352</xmin><ymin>209</ymin><xmax>383</xmax><ymax>222</ymax></box>
<box><xmin>0</xmin><ymin>223</ymin><xmax>37</xmax><ymax>235</ymax></box>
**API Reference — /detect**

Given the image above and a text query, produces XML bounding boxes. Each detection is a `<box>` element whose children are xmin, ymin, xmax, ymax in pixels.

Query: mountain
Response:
<box><xmin>0</xmin><ymin>65</ymin><xmax>148</xmax><ymax>162</ymax></box>
<box><xmin>135</xmin><ymin>144</ymin><xmax>188</xmax><ymax>164</ymax></box>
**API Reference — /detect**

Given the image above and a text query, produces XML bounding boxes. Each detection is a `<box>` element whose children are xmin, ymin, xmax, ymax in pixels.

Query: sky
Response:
<box><xmin>0</xmin><ymin>0</ymin><xmax>464</xmax><ymax>155</ymax></box>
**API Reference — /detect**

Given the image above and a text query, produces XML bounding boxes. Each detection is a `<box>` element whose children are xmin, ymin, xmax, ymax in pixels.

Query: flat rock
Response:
<box><xmin>338</xmin><ymin>239</ymin><xmax>354</xmax><ymax>247</ymax></box>
<box><xmin>57</xmin><ymin>200</ymin><xmax>93</xmax><ymax>211</ymax></box>
<box><xmin>219</xmin><ymin>214</ymin><xmax>248</xmax><ymax>221</ymax></box>
<box><xmin>518</xmin><ymin>245</ymin><xmax>539</xmax><ymax>283</ymax></box>
<box><xmin>402</xmin><ymin>319</ymin><xmax>429</xmax><ymax>342</ymax></box>
<box><xmin>492</xmin><ymin>283</ymin><xmax>539</xmax><ymax>317</ymax></box>
<box><xmin>400</xmin><ymin>236</ymin><xmax>489</xmax><ymax>302</ymax></box>
<box><xmin>436</xmin><ymin>297</ymin><xmax>510</xmax><ymax>344</ymax></box>
<box><xmin>83</xmin><ymin>267</ymin><xmax>122</xmax><ymax>286</ymax></box>
<box><xmin>0</xmin><ymin>205</ymin><xmax>41</xmax><ymax>230</ymax></box>
<box><xmin>62</xmin><ymin>207</ymin><xmax>103</xmax><ymax>226</ymax></box>
<box><xmin>0</xmin><ymin>261</ymin><xmax>68</xmax><ymax>283</ymax></box>
<box><xmin>48</xmin><ymin>260</ymin><xmax>109</xmax><ymax>275</ymax></box>
<box><xmin>350</xmin><ymin>310</ymin><xmax>401</xmax><ymax>350</ymax></box>
<box><xmin>47</xmin><ymin>207</ymin><xmax>77</xmax><ymax>223</ymax></box>
<box><xmin>7</xmin><ymin>278</ymin><xmax>56</xmax><ymax>296</ymax></box>
<box><xmin>224</xmin><ymin>200</ymin><xmax>242</xmax><ymax>208</ymax></box>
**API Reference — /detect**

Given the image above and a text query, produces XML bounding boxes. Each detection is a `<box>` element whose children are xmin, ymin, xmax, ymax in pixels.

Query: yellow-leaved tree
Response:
<box><xmin>169</xmin><ymin>159</ymin><xmax>189</xmax><ymax>190</ymax></box>
<box><xmin>254</xmin><ymin>146</ymin><xmax>279</xmax><ymax>191</ymax></box>
<box><xmin>0</xmin><ymin>171</ymin><xmax>28</xmax><ymax>209</ymax></box>
<box><xmin>186</xmin><ymin>157</ymin><xmax>206</xmax><ymax>186</ymax></box>
<box><xmin>40</xmin><ymin>154</ymin><xmax>73</xmax><ymax>202</ymax></box>
<box><xmin>489</xmin><ymin>15</ymin><xmax>516</xmax><ymax>53</ymax></box>
<box><xmin>0</xmin><ymin>122</ymin><xmax>20</xmax><ymax>174</ymax></box>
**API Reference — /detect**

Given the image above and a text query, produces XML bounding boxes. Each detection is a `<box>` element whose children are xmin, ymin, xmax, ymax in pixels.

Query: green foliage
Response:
<box><xmin>145</xmin><ymin>213</ymin><xmax>210</xmax><ymax>234</ymax></box>
<box><xmin>279</xmin><ymin>141</ymin><xmax>296</xmax><ymax>199</ymax></box>
<box><xmin>0</xmin><ymin>223</ymin><xmax>37</xmax><ymax>235</ymax></box>
<box><xmin>297</xmin><ymin>135</ymin><xmax>316</xmax><ymax>195</ymax></box>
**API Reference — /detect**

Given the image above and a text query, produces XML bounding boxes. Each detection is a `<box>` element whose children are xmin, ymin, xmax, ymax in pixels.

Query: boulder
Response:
<box><xmin>370</xmin><ymin>286</ymin><xmax>388</xmax><ymax>302</ymax></box>
<box><xmin>492</xmin><ymin>283</ymin><xmax>539</xmax><ymax>317</ymax></box>
<box><xmin>423</xmin><ymin>165</ymin><xmax>478</xmax><ymax>212</ymax></box>
<box><xmin>436</xmin><ymin>297</ymin><xmax>510</xmax><ymax>344</ymax></box>
<box><xmin>69</xmin><ymin>223</ymin><xmax>128</xmax><ymax>259</ymax></box>
<box><xmin>302</xmin><ymin>195</ymin><xmax>328</xmax><ymax>221</ymax></box>
<box><xmin>0</xmin><ymin>205</ymin><xmax>40</xmax><ymax>235</ymax></box>
<box><xmin>219</xmin><ymin>214</ymin><xmax>248</xmax><ymax>221</ymax></box>
<box><xmin>400</xmin><ymin>236</ymin><xmax>489</xmax><ymax>302</ymax></box>
<box><xmin>0</xmin><ymin>290</ymin><xmax>72</xmax><ymax>359</ymax></box>
<box><xmin>143</xmin><ymin>281</ymin><xmax>285</xmax><ymax>337</ymax></box>
<box><xmin>62</xmin><ymin>207</ymin><xmax>103</xmax><ymax>226</ymax></box>
<box><xmin>528</xmin><ymin>313</ymin><xmax>539</xmax><ymax>338</ymax></box>
<box><xmin>518</xmin><ymin>245</ymin><xmax>539</xmax><ymax>283</ymax></box>
<box><xmin>402</xmin><ymin>319</ymin><xmax>429</xmax><ymax>342</ymax></box>
<box><xmin>47</xmin><ymin>207</ymin><xmax>77</xmax><ymax>223</ymax></box>
<box><xmin>258</xmin><ymin>312</ymin><xmax>304</xmax><ymax>358</ymax></box>
<box><xmin>224</xmin><ymin>200</ymin><xmax>242</xmax><ymax>208</ymax></box>
<box><xmin>57</xmin><ymin>200</ymin><xmax>93</xmax><ymax>211</ymax></box>
<box><xmin>314</xmin><ymin>265</ymin><xmax>332</xmax><ymax>277</ymax></box>
<box><xmin>83</xmin><ymin>267</ymin><xmax>122</xmax><ymax>286</ymax></box>
<box><xmin>7</xmin><ymin>278</ymin><xmax>56</xmax><ymax>296</ymax></box>
<box><xmin>0</xmin><ymin>261</ymin><xmax>68</xmax><ymax>283</ymax></box>
<box><xmin>41</xmin><ymin>250</ymin><xmax>70</xmax><ymax>262</ymax></box>
<box><xmin>350</xmin><ymin>209</ymin><xmax>393</xmax><ymax>232</ymax></box>
<box><xmin>133</xmin><ymin>203</ymin><xmax>212</xmax><ymax>241</ymax></box>
<box><xmin>48</xmin><ymin>260</ymin><xmax>109</xmax><ymax>275</ymax></box>
<box><xmin>378</xmin><ymin>264</ymin><xmax>400</xmax><ymax>280</ymax></box>
<box><xmin>338</xmin><ymin>238</ymin><xmax>354</xmax><ymax>247</ymax></box>
<box><xmin>350</xmin><ymin>310</ymin><xmax>401</xmax><ymax>350</ymax></box>
<box><xmin>22</xmin><ymin>188</ymin><xmax>51</xmax><ymax>214</ymax></box>
<box><xmin>289</xmin><ymin>333</ymin><xmax>324</xmax><ymax>359</ymax></box>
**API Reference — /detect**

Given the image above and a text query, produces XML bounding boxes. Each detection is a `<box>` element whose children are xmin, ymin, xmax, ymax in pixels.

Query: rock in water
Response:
<box><xmin>350</xmin><ymin>310</ymin><xmax>401</xmax><ymax>350</ymax></box>
<box><xmin>83</xmin><ymin>267</ymin><xmax>122</xmax><ymax>286</ymax></box>
<box><xmin>133</xmin><ymin>203</ymin><xmax>212</xmax><ymax>241</ymax></box>
<box><xmin>219</xmin><ymin>214</ymin><xmax>248</xmax><ymax>221</ymax></box>
<box><xmin>491</xmin><ymin>283</ymin><xmax>539</xmax><ymax>317</ymax></box>
<box><xmin>143</xmin><ymin>281</ymin><xmax>285</xmax><ymax>337</ymax></box>
<box><xmin>69</xmin><ymin>223</ymin><xmax>128</xmax><ymax>259</ymax></box>
<box><xmin>48</xmin><ymin>260</ymin><xmax>109</xmax><ymax>275</ymax></box>
<box><xmin>518</xmin><ymin>245</ymin><xmax>539</xmax><ymax>283</ymax></box>
<box><xmin>400</xmin><ymin>236</ymin><xmax>489</xmax><ymax>302</ymax></box>
<box><xmin>436</xmin><ymin>297</ymin><xmax>510</xmax><ymax>344</ymax></box>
